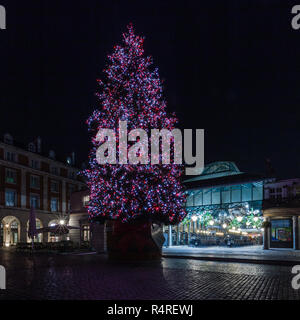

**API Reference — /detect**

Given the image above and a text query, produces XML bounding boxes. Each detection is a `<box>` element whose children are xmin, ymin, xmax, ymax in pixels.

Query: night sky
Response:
<box><xmin>0</xmin><ymin>0</ymin><xmax>299</xmax><ymax>178</ymax></box>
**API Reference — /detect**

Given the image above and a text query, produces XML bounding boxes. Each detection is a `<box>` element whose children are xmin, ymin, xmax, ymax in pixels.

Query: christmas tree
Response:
<box><xmin>84</xmin><ymin>24</ymin><xmax>186</xmax><ymax>226</ymax></box>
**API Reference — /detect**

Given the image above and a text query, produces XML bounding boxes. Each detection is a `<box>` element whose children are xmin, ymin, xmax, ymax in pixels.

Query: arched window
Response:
<box><xmin>48</xmin><ymin>220</ymin><xmax>59</xmax><ymax>242</ymax></box>
<box><xmin>10</xmin><ymin>220</ymin><xmax>19</xmax><ymax>245</ymax></box>
<box><xmin>27</xmin><ymin>219</ymin><xmax>43</xmax><ymax>243</ymax></box>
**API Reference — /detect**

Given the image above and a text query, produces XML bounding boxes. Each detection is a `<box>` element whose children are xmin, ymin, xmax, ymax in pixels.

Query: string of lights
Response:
<box><xmin>83</xmin><ymin>24</ymin><xmax>187</xmax><ymax>224</ymax></box>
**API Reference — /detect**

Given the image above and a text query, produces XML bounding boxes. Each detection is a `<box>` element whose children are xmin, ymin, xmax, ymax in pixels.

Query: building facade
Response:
<box><xmin>69</xmin><ymin>189</ymin><xmax>90</xmax><ymax>245</ymax></box>
<box><xmin>69</xmin><ymin>189</ymin><xmax>107</xmax><ymax>252</ymax></box>
<box><xmin>263</xmin><ymin>178</ymin><xmax>300</xmax><ymax>250</ymax></box>
<box><xmin>0</xmin><ymin>133</ymin><xmax>85</xmax><ymax>247</ymax></box>
<box><xmin>165</xmin><ymin>161</ymin><xmax>266</xmax><ymax>247</ymax></box>
<box><xmin>68</xmin><ymin>160</ymin><xmax>300</xmax><ymax>252</ymax></box>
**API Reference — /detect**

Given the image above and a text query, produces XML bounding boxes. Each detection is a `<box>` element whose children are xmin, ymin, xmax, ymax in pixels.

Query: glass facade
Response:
<box><xmin>165</xmin><ymin>162</ymin><xmax>265</xmax><ymax>247</ymax></box>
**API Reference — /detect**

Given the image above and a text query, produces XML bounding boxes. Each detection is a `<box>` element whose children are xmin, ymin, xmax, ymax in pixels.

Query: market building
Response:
<box><xmin>164</xmin><ymin>161</ymin><xmax>267</xmax><ymax>247</ymax></box>
<box><xmin>263</xmin><ymin>178</ymin><xmax>300</xmax><ymax>250</ymax></box>
<box><xmin>69</xmin><ymin>160</ymin><xmax>300</xmax><ymax>252</ymax></box>
<box><xmin>0</xmin><ymin>133</ymin><xmax>85</xmax><ymax>247</ymax></box>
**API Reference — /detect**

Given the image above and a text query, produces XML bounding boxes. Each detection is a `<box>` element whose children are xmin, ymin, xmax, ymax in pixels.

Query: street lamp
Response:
<box><xmin>59</xmin><ymin>220</ymin><xmax>65</xmax><ymax>225</ymax></box>
<box><xmin>191</xmin><ymin>215</ymin><xmax>197</xmax><ymax>222</ymax></box>
<box><xmin>209</xmin><ymin>220</ymin><xmax>214</xmax><ymax>226</ymax></box>
<box><xmin>222</xmin><ymin>223</ymin><xmax>227</xmax><ymax>229</ymax></box>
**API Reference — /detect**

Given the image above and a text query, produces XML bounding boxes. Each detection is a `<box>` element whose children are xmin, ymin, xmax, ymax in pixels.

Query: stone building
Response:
<box><xmin>263</xmin><ymin>178</ymin><xmax>300</xmax><ymax>250</ymax></box>
<box><xmin>69</xmin><ymin>189</ymin><xmax>107</xmax><ymax>252</ymax></box>
<box><xmin>0</xmin><ymin>133</ymin><xmax>85</xmax><ymax>246</ymax></box>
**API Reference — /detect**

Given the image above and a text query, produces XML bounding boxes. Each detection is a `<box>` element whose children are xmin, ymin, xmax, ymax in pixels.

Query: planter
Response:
<box><xmin>107</xmin><ymin>219</ymin><xmax>163</xmax><ymax>261</ymax></box>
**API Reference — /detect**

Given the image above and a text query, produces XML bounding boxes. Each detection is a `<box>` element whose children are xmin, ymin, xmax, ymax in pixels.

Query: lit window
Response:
<box><xmin>83</xmin><ymin>195</ymin><xmax>90</xmax><ymax>206</ymax></box>
<box><xmin>5</xmin><ymin>189</ymin><xmax>16</xmax><ymax>207</ymax></box>
<box><xmin>5</xmin><ymin>168</ymin><xmax>17</xmax><ymax>184</ymax></box>
<box><xmin>82</xmin><ymin>225</ymin><xmax>90</xmax><ymax>241</ymax></box>
<box><xmin>50</xmin><ymin>198</ymin><xmax>59</xmax><ymax>212</ymax></box>
<box><xmin>30</xmin><ymin>194</ymin><xmax>40</xmax><ymax>209</ymax></box>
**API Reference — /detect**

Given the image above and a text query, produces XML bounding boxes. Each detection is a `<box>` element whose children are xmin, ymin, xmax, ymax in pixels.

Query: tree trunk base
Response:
<box><xmin>107</xmin><ymin>220</ymin><xmax>163</xmax><ymax>261</ymax></box>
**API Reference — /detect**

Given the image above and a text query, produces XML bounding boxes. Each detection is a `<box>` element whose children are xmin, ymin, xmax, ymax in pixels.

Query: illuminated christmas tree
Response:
<box><xmin>84</xmin><ymin>25</ymin><xmax>186</xmax><ymax>229</ymax></box>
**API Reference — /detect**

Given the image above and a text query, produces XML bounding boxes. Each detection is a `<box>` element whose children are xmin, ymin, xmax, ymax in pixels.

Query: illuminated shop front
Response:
<box><xmin>270</xmin><ymin>219</ymin><xmax>293</xmax><ymax>248</ymax></box>
<box><xmin>263</xmin><ymin>178</ymin><xmax>300</xmax><ymax>250</ymax></box>
<box><xmin>164</xmin><ymin>162</ymin><xmax>265</xmax><ymax>247</ymax></box>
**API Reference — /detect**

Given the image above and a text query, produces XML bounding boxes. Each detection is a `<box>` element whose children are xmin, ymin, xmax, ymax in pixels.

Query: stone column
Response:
<box><xmin>293</xmin><ymin>216</ymin><xmax>299</xmax><ymax>250</ymax></box>
<box><xmin>168</xmin><ymin>225</ymin><xmax>172</xmax><ymax>247</ymax></box>
<box><xmin>42</xmin><ymin>231</ymin><xmax>48</xmax><ymax>243</ymax></box>
<box><xmin>263</xmin><ymin>217</ymin><xmax>270</xmax><ymax>250</ymax></box>
<box><xmin>176</xmin><ymin>224</ymin><xmax>180</xmax><ymax>245</ymax></box>
<box><xmin>188</xmin><ymin>222</ymin><xmax>191</xmax><ymax>245</ymax></box>
<box><xmin>3</xmin><ymin>224</ymin><xmax>9</xmax><ymax>245</ymax></box>
<box><xmin>19</xmin><ymin>222</ymin><xmax>27</xmax><ymax>243</ymax></box>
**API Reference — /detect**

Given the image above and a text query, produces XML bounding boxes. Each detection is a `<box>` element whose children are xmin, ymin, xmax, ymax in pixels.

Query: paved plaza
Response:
<box><xmin>0</xmin><ymin>249</ymin><xmax>299</xmax><ymax>300</ymax></box>
<box><xmin>163</xmin><ymin>245</ymin><xmax>300</xmax><ymax>264</ymax></box>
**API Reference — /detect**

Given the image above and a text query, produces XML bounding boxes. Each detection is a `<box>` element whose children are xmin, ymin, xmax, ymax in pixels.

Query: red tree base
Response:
<box><xmin>107</xmin><ymin>219</ymin><xmax>163</xmax><ymax>261</ymax></box>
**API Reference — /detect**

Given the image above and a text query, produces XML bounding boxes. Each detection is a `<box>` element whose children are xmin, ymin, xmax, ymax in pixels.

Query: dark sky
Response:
<box><xmin>0</xmin><ymin>0</ymin><xmax>299</xmax><ymax>177</ymax></box>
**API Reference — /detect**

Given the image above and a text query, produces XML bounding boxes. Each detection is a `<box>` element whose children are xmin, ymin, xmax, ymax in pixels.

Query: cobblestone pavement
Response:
<box><xmin>0</xmin><ymin>250</ymin><xmax>299</xmax><ymax>300</ymax></box>
<box><xmin>163</xmin><ymin>245</ymin><xmax>300</xmax><ymax>262</ymax></box>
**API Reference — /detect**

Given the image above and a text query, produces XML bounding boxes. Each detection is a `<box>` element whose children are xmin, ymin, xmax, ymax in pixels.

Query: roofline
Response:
<box><xmin>0</xmin><ymin>141</ymin><xmax>81</xmax><ymax>171</ymax></box>
<box><xmin>184</xmin><ymin>172</ymin><xmax>266</xmax><ymax>190</ymax></box>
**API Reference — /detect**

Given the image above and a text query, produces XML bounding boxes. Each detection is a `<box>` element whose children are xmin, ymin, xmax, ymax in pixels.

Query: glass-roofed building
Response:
<box><xmin>165</xmin><ymin>161</ymin><xmax>266</xmax><ymax>247</ymax></box>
